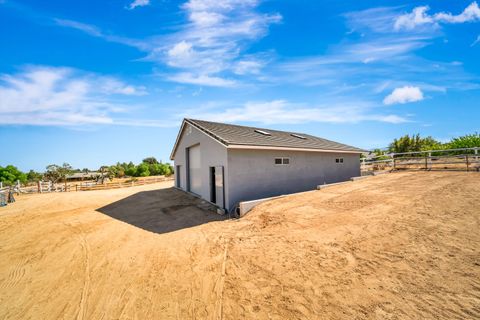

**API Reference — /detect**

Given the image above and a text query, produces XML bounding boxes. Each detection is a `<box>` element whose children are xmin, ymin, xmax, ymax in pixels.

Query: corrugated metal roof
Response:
<box><xmin>184</xmin><ymin>118</ymin><xmax>364</xmax><ymax>153</ymax></box>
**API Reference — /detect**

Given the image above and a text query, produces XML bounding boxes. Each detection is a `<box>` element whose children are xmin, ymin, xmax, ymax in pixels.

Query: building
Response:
<box><xmin>170</xmin><ymin>119</ymin><xmax>364</xmax><ymax>213</ymax></box>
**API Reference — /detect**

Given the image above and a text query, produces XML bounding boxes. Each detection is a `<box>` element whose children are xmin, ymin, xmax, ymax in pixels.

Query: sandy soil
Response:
<box><xmin>0</xmin><ymin>172</ymin><xmax>479</xmax><ymax>319</ymax></box>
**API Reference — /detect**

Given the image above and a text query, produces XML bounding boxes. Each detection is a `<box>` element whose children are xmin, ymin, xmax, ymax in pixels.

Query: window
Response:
<box><xmin>335</xmin><ymin>158</ymin><xmax>344</xmax><ymax>163</ymax></box>
<box><xmin>291</xmin><ymin>133</ymin><xmax>306</xmax><ymax>140</ymax></box>
<box><xmin>254</xmin><ymin>129</ymin><xmax>271</xmax><ymax>136</ymax></box>
<box><xmin>275</xmin><ymin>157</ymin><xmax>290</xmax><ymax>165</ymax></box>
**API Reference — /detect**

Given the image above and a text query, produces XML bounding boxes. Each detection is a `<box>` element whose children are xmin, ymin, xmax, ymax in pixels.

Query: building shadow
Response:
<box><xmin>97</xmin><ymin>187</ymin><xmax>226</xmax><ymax>235</ymax></box>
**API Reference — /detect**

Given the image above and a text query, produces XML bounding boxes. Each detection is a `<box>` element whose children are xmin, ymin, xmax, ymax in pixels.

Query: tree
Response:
<box><xmin>26</xmin><ymin>170</ymin><xmax>43</xmax><ymax>183</ymax></box>
<box><xmin>98</xmin><ymin>165</ymin><xmax>110</xmax><ymax>184</ymax></box>
<box><xmin>135</xmin><ymin>163</ymin><xmax>150</xmax><ymax>177</ymax></box>
<box><xmin>44</xmin><ymin>163</ymin><xmax>73</xmax><ymax>189</ymax></box>
<box><xmin>388</xmin><ymin>134</ymin><xmax>442</xmax><ymax>153</ymax></box>
<box><xmin>142</xmin><ymin>157</ymin><xmax>159</xmax><ymax>165</ymax></box>
<box><xmin>125</xmin><ymin>163</ymin><xmax>136</xmax><ymax>177</ymax></box>
<box><xmin>107</xmin><ymin>166</ymin><xmax>118</xmax><ymax>180</ymax></box>
<box><xmin>447</xmin><ymin>133</ymin><xmax>480</xmax><ymax>149</ymax></box>
<box><xmin>0</xmin><ymin>165</ymin><xmax>27</xmax><ymax>186</ymax></box>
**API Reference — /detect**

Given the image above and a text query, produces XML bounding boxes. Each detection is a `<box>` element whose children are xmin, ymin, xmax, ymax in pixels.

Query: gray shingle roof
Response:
<box><xmin>184</xmin><ymin>118</ymin><xmax>364</xmax><ymax>153</ymax></box>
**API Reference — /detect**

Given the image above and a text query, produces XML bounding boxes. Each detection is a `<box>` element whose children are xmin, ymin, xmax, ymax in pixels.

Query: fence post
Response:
<box><xmin>466</xmin><ymin>154</ymin><xmax>470</xmax><ymax>172</ymax></box>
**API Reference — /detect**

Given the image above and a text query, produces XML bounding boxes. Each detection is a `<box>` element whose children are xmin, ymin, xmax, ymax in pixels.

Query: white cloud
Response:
<box><xmin>435</xmin><ymin>2</ymin><xmax>480</xmax><ymax>23</ymax></box>
<box><xmin>383</xmin><ymin>86</ymin><xmax>424</xmax><ymax>105</ymax></box>
<box><xmin>167</xmin><ymin>73</ymin><xmax>236</xmax><ymax>87</ymax></box>
<box><xmin>232</xmin><ymin>59</ymin><xmax>265</xmax><ymax>75</ymax></box>
<box><xmin>54</xmin><ymin>19</ymin><xmax>148</xmax><ymax>50</ymax></box>
<box><xmin>128</xmin><ymin>0</ymin><xmax>150</xmax><ymax>10</ymax></box>
<box><xmin>472</xmin><ymin>35</ymin><xmax>480</xmax><ymax>46</ymax></box>
<box><xmin>394</xmin><ymin>6</ymin><xmax>434</xmax><ymax>31</ymax></box>
<box><xmin>99</xmin><ymin>78</ymin><xmax>147</xmax><ymax>95</ymax></box>
<box><xmin>54</xmin><ymin>18</ymin><xmax>102</xmax><ymax>37</ymax></box>
<box><xmin>156</xmin><ymin>0</ymin><xmax>281</xmax><ymax>85</ymax></box>
<box><xmin>0</xmin><ymin>66</ymin><xmax>148</xmax><ymax>126</ymax></box>
<box><xmin>185</xmin><ymin>100</ymin><xmax>409</xmax><ymax>124</ymax></box>
<box><xmin>394</xmin><ymin>2</ymin><xmax>480</xmax><ymax>31</ymax></box>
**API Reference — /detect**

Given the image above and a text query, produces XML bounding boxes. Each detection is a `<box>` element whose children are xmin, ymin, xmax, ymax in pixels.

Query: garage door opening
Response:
<box><xmin>187</xmin><ymin>144</ymin><xmax>202</xmax><ymax>195</ymax></box>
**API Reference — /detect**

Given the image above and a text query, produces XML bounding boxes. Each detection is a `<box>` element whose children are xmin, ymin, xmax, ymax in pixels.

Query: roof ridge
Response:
<box><xmin>187</xmin><ymin>118</ymin><xmax>316</xmax><ymax>137</ymax></box>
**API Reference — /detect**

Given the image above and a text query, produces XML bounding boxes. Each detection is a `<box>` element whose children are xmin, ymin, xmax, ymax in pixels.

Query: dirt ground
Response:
<box><xmin>0</xmin><ymin>172</ymin><xmax>479</xmax><ymax>320</ymax></box>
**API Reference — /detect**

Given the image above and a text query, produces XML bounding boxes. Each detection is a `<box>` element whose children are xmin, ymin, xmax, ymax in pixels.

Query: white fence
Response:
<box><xmin>7</xmin><ymin>175</ymin><xmax>174</xmax><ymax>194</ymax></box>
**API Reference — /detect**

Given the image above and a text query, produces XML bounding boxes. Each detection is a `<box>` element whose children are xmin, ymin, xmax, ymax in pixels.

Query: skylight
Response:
<box><xmin>254</xmin><ymin>129</ymin><xmax>271</xmax><ymax>136</ymax></box>
<box><xmin>291</xmin><ymin>133</ymin><xmax>306</xmax><ymax>139</ymax></box>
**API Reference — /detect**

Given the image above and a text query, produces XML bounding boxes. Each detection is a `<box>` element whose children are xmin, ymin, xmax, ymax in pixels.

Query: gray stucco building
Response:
<box><xmin>170</xmin><ymin>119</ymin><xmax>364</xmax><ymax>213</ymax></box>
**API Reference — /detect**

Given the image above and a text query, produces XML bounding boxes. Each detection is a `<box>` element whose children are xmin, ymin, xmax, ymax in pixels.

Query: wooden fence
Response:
<box><xmin>76</xmin><ymin>176</ymin><xmax>173</xmax><ymax>191</ymax></box>
<box><xmin>12</xmin><ymin>175</ymin><xmax>174</xmax><ymax>194</ymax></box>
<box><xmin>361</xmin><ymin>147</ymin><xmax>480</xmax><ymax>174</ymax></box>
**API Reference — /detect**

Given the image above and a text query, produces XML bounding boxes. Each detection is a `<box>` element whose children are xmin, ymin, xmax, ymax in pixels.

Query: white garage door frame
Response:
<box><xmin>187</xmin><ymin>144</ymin><xmax>202</xmax><ymax>195</ymax></box>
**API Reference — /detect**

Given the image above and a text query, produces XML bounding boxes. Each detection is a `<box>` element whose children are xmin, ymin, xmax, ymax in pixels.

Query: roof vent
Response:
<box><xmin>254</xmin><ymin>129</ymin><xmax>271</xmax><ymax>136</ymax></box>
<box><xmin>291</xmin><ymin>133</ymin><xmax>306</xmax><ymax>139</ymax></box>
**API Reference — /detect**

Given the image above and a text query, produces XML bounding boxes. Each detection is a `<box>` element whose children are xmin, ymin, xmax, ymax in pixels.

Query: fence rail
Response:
<box><xmin>76</xmin><ymin>176</ymin><xmax>172</xmax><ymax>191</ymax></box>
<box><xmin>361</xmin><ymin>147</ymin><xmax>480</xmax><ymax>174</ymax></box>
<box><xmin>12</xmin><ymin>175</ymin><xmax>174</xmax><ymax>194</ymax></box>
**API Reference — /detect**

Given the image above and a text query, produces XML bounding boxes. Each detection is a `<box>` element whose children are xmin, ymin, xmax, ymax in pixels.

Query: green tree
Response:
<box><xmin>26</xmin><ymin>170</ymin><xmax>43</xmax><ymax>183</ymax></box>
<box><xmin>142</xmin><ymin>157</ymin><xmax>159</xmax><ymax>165</ymax></box>
<box><xmin>447</xmin><ymin>133</ymin><xmax>480</xmax><ymax>149</ymax></box>
<box><xmin>135</xmin><ymin>163</ymin><xmax>150</xmax><ymax>177</ymax></box>
<box><xmin>0</xmin><ymin>165</ymin><xmax>27</xmax><ymax>186</ymax></box>
<box><xmin>125</xmin><ymin>162</ymin><xmax>137</xmax><ymax>177</ymax></box>
<box><xmin>388</xmin><ymin>134</ymin><xmax>442</xmax><ymax>153</ymax></box>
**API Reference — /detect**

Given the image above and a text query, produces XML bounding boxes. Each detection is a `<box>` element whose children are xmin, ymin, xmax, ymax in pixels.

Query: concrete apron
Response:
<box><xmin>173</xmin><ymin>186</ymin><xmax>226</xmax><ymax>215</ymax></box>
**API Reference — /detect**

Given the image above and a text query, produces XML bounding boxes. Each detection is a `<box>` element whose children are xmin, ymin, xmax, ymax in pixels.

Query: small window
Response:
<box><xmin>275</xmin><ymin>157</ymin><xmax>290</xmax><ymax>165</ymax></box>
<box><xmin>254</xmin><ymin>129</ymin><xmax>271</xmax><ymax>136</ymax></box>
<box><xmin>336</xmin><ymin>158</ymin><xmax>344</xmax><ymax>163</ymax></box>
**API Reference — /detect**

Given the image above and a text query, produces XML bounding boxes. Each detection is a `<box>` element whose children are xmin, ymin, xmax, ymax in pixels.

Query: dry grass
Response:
<box><xmin>0</xmin><ymin>172</ymin><xmax>479</xmax><ymax>319</ymax></box>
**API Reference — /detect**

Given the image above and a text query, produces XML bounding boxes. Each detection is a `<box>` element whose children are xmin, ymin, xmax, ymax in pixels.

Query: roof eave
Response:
<box><xmin>170</xmin><ymin>119</ymin><xmax>230</xmax><ymax>160</ymax></box>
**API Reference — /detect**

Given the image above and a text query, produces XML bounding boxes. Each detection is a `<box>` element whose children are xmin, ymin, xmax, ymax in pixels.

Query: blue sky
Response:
<box><xmin>1</xmin><ymin>0</ymin><xmax>479</xmax><ymax>171</ymax></box>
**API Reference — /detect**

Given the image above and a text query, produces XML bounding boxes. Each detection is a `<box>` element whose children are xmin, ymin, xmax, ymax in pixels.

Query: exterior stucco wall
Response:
<box><xmin>172</xmin><ymin>123</ymin><xmax>228</xmax><ymax>207</ymax></box>
<box><xmin>225</xmin><ymin>149</ymin><xmax>360</xmax><ymax>210</ymax></box>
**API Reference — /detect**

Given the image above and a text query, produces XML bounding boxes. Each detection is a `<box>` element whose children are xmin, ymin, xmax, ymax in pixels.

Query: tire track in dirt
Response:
<box><xmin>0</xmin><ymin>258</ymin><xmax>27</xmax><ymax>289</ymax></box>
<box><xmin>63</xmin><ymin>221</ymin><xmax>91</xmax><ymax>320</ymax></box>
<box><xmin>214</xmin><ymin>238</ymin><xmax>229</xmax><ymax>320</ymax></box>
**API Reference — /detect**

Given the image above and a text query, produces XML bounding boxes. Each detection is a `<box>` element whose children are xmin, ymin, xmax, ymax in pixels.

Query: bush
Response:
<box><xmin>0</xmin><ymin>165</ymin><xmax>27</xmax><ymax>186</ymax></box>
